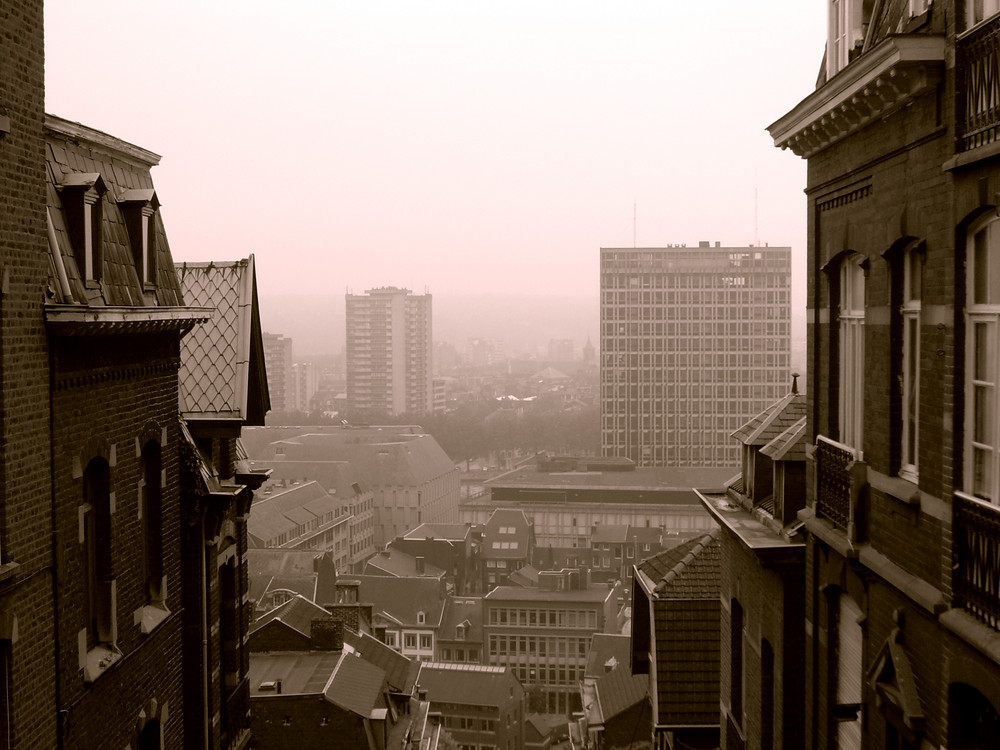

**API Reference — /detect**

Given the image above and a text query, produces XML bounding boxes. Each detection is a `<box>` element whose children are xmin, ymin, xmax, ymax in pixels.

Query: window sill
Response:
<box><xmin>867</xmin><ymin>468</ymin><xmax>920</xmax><ymax>505</ymax></box>
<box><xmin>0</xmin><ymin>561</ymin><xmax>20</xmax><ymax>591</ymax></box>
<box><xmin>83</xmin><ymin>643</ymin><xmax>122</xmax><ymax>683</ymax></box>
<box><xmin>134</xmin><ymin>602</ymin><xmax>170</xmax><ymax>635</ymax></box>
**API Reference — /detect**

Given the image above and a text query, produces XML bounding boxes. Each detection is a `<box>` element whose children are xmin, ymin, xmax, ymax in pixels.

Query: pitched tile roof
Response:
<box><xmin>760</xmin><ymin>416</ymin><xmax>808</xmax><ymax>462</ymax></box>
<box><xmin>438</xmin><ymin>597</ymin><xmax>483</xmax><ymax>644</ymax></box>
<box><xmin>591</xmin><ymin>525</ymin><xmax>629</xmax><ymax>544</ymax></box>
<box><xmin>249</xmin><ymin>651</ymin><xmax>343</xmax><ymax>696</ymax></box>
<box><xmin>247</xmin><ymin>548</ymin><xmax>338</xmax><ymax>609</ymax></box>
<box><xmin>731</xmin><ymin>392</ymin><xmax>806</xmax><ymax>446</ymax></box>
<box><xmin>483</xmin><ymin>508</ymin><xmax>533</xmax><ymax>559</ymax></box>
<box><xmin>176</xmin><ymin>256</ymin><xmax>270</xmax><ymax>423</ymax></box>
<box><xmin>324</xmin><ymin>652</ymin><xmax>388</xmax><ymax>717</ymax></box>
<box><xmin>349</xmin><ymin>575</ymin><xmax>448</xmax><ymax>627</ymax></box>
<box><xmin>365</xmin><ymin>549</ymin><xmax>447</xmax><ymax>579</ymax></box>
<box><xmin>416</xmin><ymin>663</ymin><xmax>521</xmax><ymax>708</ymax></box>
<box><xmin>637</xmin><ymin>528</ymin><xmax>721</xmax><ymax>600</ymax></box>
<box><xmin>342</xmin><ymin>629</ymin><xmax>420</xmax><ymax>695</ymax></box>
<box><xmin>247</xmin><ymin>480</ymin><xmax>345</xmax><ymax>547</ymax></box>
<box><xmin>404</xmin><ymin>523</ymin><xmax>471</xmax><ymax>542</ymax></box>
<box><xmin>582</xmin><ymin>635</ymin><xmax>648</xmax><ymax>724</ymax></box>
<box><xmin>251</xmin><ymin>594</ymin><xmax>331</xmax><ymax>639</ymax></box>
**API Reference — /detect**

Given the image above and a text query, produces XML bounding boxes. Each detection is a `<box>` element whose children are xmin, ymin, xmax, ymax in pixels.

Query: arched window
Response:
<box><xmin>82</xmin><ymin>457</ymin><xmax>113</xmax><ymax>647</ymax></box>
<box><xmin>142</xmin><ymin>442</ymin><xmax>163</xmax><ymax>604</ymax></box>
<box><xmin>839</xmin><ymin>255</ymin><xmax>866</xmax><ymax>450</ymax></box>
<box><xmin>966</xmin><ymin>217</ymin><xmax>1000</xmax><ymax>502</ymax></box>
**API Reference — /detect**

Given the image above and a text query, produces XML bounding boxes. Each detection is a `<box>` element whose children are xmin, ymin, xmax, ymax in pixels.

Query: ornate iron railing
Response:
<box><xmin>954</xmin><ymin>493</ymin><xmax>1000</xmax><ymax>630</ymax></box>
<box><xmin>815</xmin><ymin>436</ymin><xmax>856</xmax><ymax>532</ymax></box>
<box><xmin>957</xmin><ymin>17</ymin><xmax>1000</xmax><ymax>152</ymax></box>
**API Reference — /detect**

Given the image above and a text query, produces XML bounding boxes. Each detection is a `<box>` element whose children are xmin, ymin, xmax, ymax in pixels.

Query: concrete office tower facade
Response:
<box><xmin>262</xmin><ymin>332</ymin><xmax>294</xmax><ymax>413</ymax></box>
<box><xmin>346</xmin><ymin>287</ymin><xmax>433</xmax><ymax>416</ymax></box>
<box><xmin>600</xmin><ymin>243</ymin><xmax>791</xmax><ymax>467</ymax></box>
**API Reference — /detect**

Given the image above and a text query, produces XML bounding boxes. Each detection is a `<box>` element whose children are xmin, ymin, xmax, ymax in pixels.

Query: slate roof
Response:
<box><xmin>582</xmin><ymin>634</ymin><xmax>648</xmax><ymax>725</ymax></box>
<box><xmin>416</xmin><ymin>663</ymin><xmax>521</xmax><ymax>708</ymax></box>
<box><xmin>405</xmin><ymin>523</ymin><xmax>471</xmax><ymax>542</ymax></box>
<box><xmin>482</xmin><ymin>508</ymin><xmax>533</xmax><ymax>560</ymax></box>
<box><xmin>250</xmin><ymin>651</ymin><xmax>343</xmax><ymax>695</ymax></box>
<box><xmin>731</xmin><ymin>392</ymin><xmax>806</xmax><ymax>446</ymax></box>
<box><xmin>247</xmin><ymin>480</ymin><xmax>344</xmax><ymax>547</ymax></box>
<box><xmin>251</xmin><ymin>594</ymin><xmax>331</xmax><ymax>639</ymax></box>
<box><xmin>342</xmin><ymin>629</ymin><xmax>420</xmax><ymax>695</ymax></box>
<box><xmin>484</xmin><ymin>585</ymin><xmax>615</xmax><ymax>604</ymax></box>
<box><xmin>592</xmin><ymin>525</ymin><xmax>629</xmax><ymax>544</ymax></box>
<box><xmin>350</xmin><ymin>575</ymin><xmax>448</xmax><ymax>628</ymax></box>
<box><xmin>247</xmin><ymin>548</ymin><xmax>338</xmax><ymax>610</ymax></box>
<box><xmin>325</xmin><ymin>652</ymin><xmax>388</xmax><ymax>716</ymax></box>
<box><xmin>438</xmin><ymin>597</ymin><xmax>483</xmax><ymax>644</ymax></box>
<box><xmin>365</xmin><ymin>549</ymin><xmax>447</xmax><ymax>579</ymax></box>
<box><xmin>44</xmin><ymin>115</ymin><xmax>186</xmax><ymax>308</ymax></box>
<box><xmin>760</xmin><ymin>416</ymin><xmax>808</xmax><ymax>462</ymax></box>
<box><xmin>254</xmin><ymin>460</ymin><xmax>367</xmax><ymax>499</ymax></box>
<box><xmin>637</xmin><ymin>529</ymin><xmax>721</xmax><ymax>600</ymax></box>
<box><xmin>177</xmin><ymin>256</ymin><xmax>270</xmax><ymax>424</ymax></box>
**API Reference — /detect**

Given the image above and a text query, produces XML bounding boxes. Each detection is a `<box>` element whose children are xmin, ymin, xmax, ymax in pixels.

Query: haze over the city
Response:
<box><xmin>45</xmin><ymin>1</ymin><xmax>823</xmax><ymax>356</ymax></box>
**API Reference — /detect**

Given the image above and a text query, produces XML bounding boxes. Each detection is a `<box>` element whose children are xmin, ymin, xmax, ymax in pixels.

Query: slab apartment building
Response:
<box><xmin>600</xmin><ymin>243</ymin><xmax>791</xmax><ymax>467</ymax></box>
<box><xmin>346</xmin><ymin>287</ymin><xmax>433</xmax><ymax>416</ymax></box>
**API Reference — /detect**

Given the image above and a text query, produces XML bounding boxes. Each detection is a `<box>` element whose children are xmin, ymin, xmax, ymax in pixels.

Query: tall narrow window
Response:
<box><xmin>731</xmin><ymin>599</ymin><xmax>744</xmax><ymax>724</ymax></box>
<box><xmin>121</xmin><ymin>190</ymin><xmax>159</xmax><ymax>288</ymax></box>
<box><xmin>966</xmin><ymin>218</ymin><xmax>1000</xmax><ymax>502</ymax></box>
<box><xmin>839</xmin><ymin>256</ymin><xmax>866</xmax><ymax>451</ymax></box>
<box><xmin>900</xmin><ymin>246</ymin><xmax>922</xmax><ymax>480</ymax></box>
<box><xmin>827</xmin><ymin>0</ymin><xmax>868</xmax><ymax>78</ymax></box>
<box><xmin>82</xmin><ymin>458</ymin><xmax>113</xmax><ymax>647</ymax></box>
<box><xmin>59</xmin><ymin>173</ymin><xmax>106</xmax><ymax>284</ymax></box>
<box><xmin>142</xmin><ymin>442</ymin><xmax>163</xmax><ymax>604</ymax></box>
<box><xmin>836</xmin><ymin>594</ymin><xmax>863</xmax><ymax>750</ymax></box>
<box><xmin>968</xmin><ymin>0</ymin><xmax>1000</xmax><ymax>28</ymax></box>
<box><xmin>219</xmin><ymin>558</ymin><xmax>240</xmax><ymax>693</ymax></box>
<box><xmin>761</xmin><ymin>639</ymin><xmax>774</xmax><ymax>750</ymax></box>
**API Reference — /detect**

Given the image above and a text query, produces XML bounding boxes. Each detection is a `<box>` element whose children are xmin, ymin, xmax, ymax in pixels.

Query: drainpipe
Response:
<box><xmin>201</xmin><ymin>514</ymin><xmax>210</xmax><ymax>750</ymax></box>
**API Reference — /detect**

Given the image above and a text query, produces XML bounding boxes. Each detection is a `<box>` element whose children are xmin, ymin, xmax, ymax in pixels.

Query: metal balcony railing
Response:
<box><xmin>957</xmin><ymin>16</ymin><xmax>1000</xmax><ymax>152</ymax></box>
<box><xmin>221</xmin><ymin>676</ymin><xmax>250</xmax><ymax>749</ymax></box>
<box><xmin>954</xmin><ymin>493</ymin><xmax>1000</xmax><ymax>630</ymax></box>
<box><xmin>815</xmin><ymin>436</ymin><xmax>861</xmax><ymax>534</ymax></box>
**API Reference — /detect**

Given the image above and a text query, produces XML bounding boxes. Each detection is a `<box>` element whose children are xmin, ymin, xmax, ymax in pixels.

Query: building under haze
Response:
<box><xmin>263</xmin><ymin>331</ymin><xmax>294</xmax><ymax>413</ymax></box>
<box><xmin>346</xmin><ymin>287</ymin><xmax>433</xmax><ymax>416</ymax></box>
<box><xmin>600</xmin><ymin>243</ymin><xmax>791</xmax><ymax>467</ymax></box>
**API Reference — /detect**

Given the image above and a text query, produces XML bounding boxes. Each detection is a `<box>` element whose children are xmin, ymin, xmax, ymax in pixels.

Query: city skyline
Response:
<box><xmin>45</xmin><ymin>2</ymin><xmax>821</xmax><ymax>311</ymax></box>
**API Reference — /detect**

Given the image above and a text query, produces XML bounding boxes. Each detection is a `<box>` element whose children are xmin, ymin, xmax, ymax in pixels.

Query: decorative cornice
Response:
<box><xmin>44</xmin><ymin>305</ymin><xmax>212</xmax><ymax>336</ymax></box>
<box><xmin>45</xmin><ymin>113</ymin><xmax>162</xmax><ymax>168</ymax></box>
<box><xmin>768</xmin><ymin>36</ymin><xmax>945</xmax><ymax>159</ymax></box>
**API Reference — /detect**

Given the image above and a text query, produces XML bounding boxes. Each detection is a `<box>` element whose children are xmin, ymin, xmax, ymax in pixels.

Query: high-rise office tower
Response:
<box><xmin>346</xmin><ymin>287</ymin><xmax>433</xmax><ymax>416</ymax></box>
<box><xmin>263</xmin><ymin>331</ymin><xmax>294</xmax><ymax>413</ymax></box>
<box><xmin>600</xmin><ymin>242</ymin><xmax>791</xmax><ymax>467</ymax></box>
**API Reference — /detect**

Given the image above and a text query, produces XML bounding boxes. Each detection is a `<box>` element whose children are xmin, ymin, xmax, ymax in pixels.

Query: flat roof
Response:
<box><xmin>485</xmin><ymin>465</ymin><xmax>735</xmax><ymax>493</ymax></box>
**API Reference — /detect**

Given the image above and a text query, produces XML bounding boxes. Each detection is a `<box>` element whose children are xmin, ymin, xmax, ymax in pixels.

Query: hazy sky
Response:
<box><xmin>45</xmin><ymin>1</ymin><xmax>825</xmax><ymax>310</ymax></box>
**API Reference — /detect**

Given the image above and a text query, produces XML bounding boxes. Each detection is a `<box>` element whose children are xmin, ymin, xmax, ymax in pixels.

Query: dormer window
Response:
<box><xmin>59</xmin><ymin>173</ymin><xmax>106</xmax><ymax>285</ymax></box>
<box><xmin>120</xmin><ymin>189</ymin><xmax>160</xmax><ymax>289</ymax></box>
<box><xmin>827</xmin><ymin>0</ymin><xmax>870</xmax><ymax>79</ymax></box>
<box><xmin>417</xmin><ymin>611</ymin><xmax>426</xmax><ymax>625</ymax></box>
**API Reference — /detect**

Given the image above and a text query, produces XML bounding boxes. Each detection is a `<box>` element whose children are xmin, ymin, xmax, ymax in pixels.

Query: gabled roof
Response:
<box><xmin>438</xmin><ymin>597</ymin><xmax>483</xmax><ymax>644</ymax></box>
<box><xmin>731</xmin><ymin>392</ymin><xmax>806</xmax><ymax>446</ymax></box>
<box><xmin>507</xmin><ymin>565</ymin><xmax>539</xmax><ymax>588</ymax></box>
<box><xmin>350</xmin><ymin>575</ymin><xmax>448</xmax><ymax>628</ymax></box>
<box><xmin>365</xmin><ymin>549</ymin><xmax>447</xmax><ymax>579</ymax></box>
<box><xmin>592</xmin><ymin>525</ymin><xmax>629</xmax><ymax>544</ymax></box>
<box><xmin>760</xmin><ymin>416</ymin><xmax>808</xmax><ymax>462</ymax></box>
<box><xmin>248</xmin><ymin>480</ymin><xmax>345</xmax><ymax>547</ymax></box>
<box><xmin>582</xmin><ymin>634</ymin><xmax>647</xmax><ymax>725</ymax></box>
<box><xmin>416</xmin><ymin>663</ymin><xmax>521</xmax><ymax>708</ymax></box>
<box><xmin>177</xmin><ymin>256</ymin><xmax>270</xmax><ymax>424</ymax></box>
<box><xmin>483</xmin><ymin>508</ymin><xmax>533</xmax><ymax>559</ymax></box>
<box><xmin>342</xmin><ymin>629</ymin><xmax>420</xmax><ymax>695</ymax></box>
<box><xmin>637</xmin><ymin>529</ymin><xmax>721</xmax><ymax>600</ymax></box>
<box><xmin>324</xmin><ymin>652</ymin><xmax>388</xmax><ymax>717</ymax></box>
<box><xmin>251</xmin><ymin>594</ymin><xmax>331</xmax><ymax>639</ymax></box>
<box><xmin>247</xmin><ymin>548</ymin><xmax>338</xmax><ymax>608</ymax></box>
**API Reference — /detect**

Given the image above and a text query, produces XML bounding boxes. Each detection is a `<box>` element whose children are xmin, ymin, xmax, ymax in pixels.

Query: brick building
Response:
<box><xmin>766</xmin><ymin>0</ymin><xmax>1000</xmax><ymax>746</ymax></box>
<box><xmin>631</xmin><ymin>530</ymin><xmax>721</xmax><ymax>750</ymax></box>
<box><xmin>696</xmin><ymin>390</ymin><xmax>807</xmax><ymax>750</ymax></box>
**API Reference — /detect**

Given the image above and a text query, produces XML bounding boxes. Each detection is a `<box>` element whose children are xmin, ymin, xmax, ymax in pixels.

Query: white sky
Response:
<box><xmin>45</xmin><ymin>0</ymin><xmax>825</xmax><ymax>310</ymax></box>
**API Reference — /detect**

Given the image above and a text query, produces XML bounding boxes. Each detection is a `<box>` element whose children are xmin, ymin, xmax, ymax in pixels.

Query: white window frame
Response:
<box><xmin>839</xmin><ymin>256</ymin><xmax>866</xmax><ymax>452</ymax></box>
<box><xmin>968</xmin><ymin>0</ymin><xmax>1000</xmax><ymax>28</ymax></box>
<box><xmin>828</xmin><ymin>0</ymin><xmax>864</xmax><ymax>78</ymax></box>
<box><xmin>900</xmin><ymin>245</ymin><xmax>922</xmax><ymax>481</ymax></box>
<box><xmin>965</xmin><ymin>217</ymin><xmax>1000</xmax><ymax>502</ymax></box>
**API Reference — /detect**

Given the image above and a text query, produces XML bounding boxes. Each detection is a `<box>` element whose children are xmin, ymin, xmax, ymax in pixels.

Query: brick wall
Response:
<box><xmin>0</xmin><ymin>1</ymin><xmax>57</xmax><ymax>748</ymax></box>
<box><xmin>252</xmin><ymin>694</ymin><xmax>372</xmax><ymax>750</ymax></box>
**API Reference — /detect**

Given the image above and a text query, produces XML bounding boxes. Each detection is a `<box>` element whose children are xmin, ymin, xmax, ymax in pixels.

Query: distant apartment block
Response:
<box><xmin>263</xmin><ymin>331</ymin><xmax>294</xmax><ymax>412</ymax></box>
<box><xmin>346</xmin><ymin>287</ymin><xmax>433</xmax><ymax>416</ymax></box>
<box><xmin>291</xmin><ymin>361</ymin><xmax>319</xmax><ymax>412</ymax></box>
<box><xmin>600</xmin><ymin>243</ymin><xmax>791</xmax><ymax>467</ymax></box>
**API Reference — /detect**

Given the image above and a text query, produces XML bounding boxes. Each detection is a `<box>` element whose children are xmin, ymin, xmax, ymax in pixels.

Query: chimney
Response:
<box><xmin>415</xmin><ymin>556</ymin><xmax>425</xmax><ymax>575</ymax></box>
<box><xmin>276</xmin><ymin>679</ymin><xmax>282</xmax><ymax>694</ymax></box>
<box><xmin>310</xmin><ymin>618</ymin><xmax>344</xmax><ymax>651</ymax></box>
<box><xmin>699</xmin><ymin>240</ymin><xmax>710</xmax><ymax>248</ymax></box>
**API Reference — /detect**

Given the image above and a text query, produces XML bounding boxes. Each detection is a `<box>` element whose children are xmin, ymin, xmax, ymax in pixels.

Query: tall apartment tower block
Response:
<box><xmin>346</xmin><ymin>287</ymin><xmax>433</xmax><ymax>416</ymax></box>
<box><xmin>600</xmin><ymin>243</ymin><xmax>791</xmax><ymax>467</ymax></box>
<box><xmin>262</xmin><ymin>332</ymin><xmax>294</xmax><ymax>413</ymax></box>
